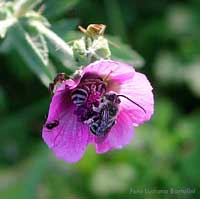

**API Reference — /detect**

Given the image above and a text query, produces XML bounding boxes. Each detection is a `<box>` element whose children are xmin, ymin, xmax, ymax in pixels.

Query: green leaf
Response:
<box><xmin>43</xmin><ymin>0</ymin><xmax>80</xmax><ymax>19</ymax></box>
<box><xmin>0</xmin><ymin>18</ymin><xmax>16</xmax><ymax>38</ymax></box>
<box><xmin>31</xmin><ymin>21</ymin><xmax>76</xmax><ymax>72</ymax></box>
<box><xmin>0</xmin><ymin>1</ymin><xmax>14</xmax><ymax>20</ymax></box>
<box><xmin>0</xmin><ymin>29</ymin><xmax>13</xmax><ymax>53</ymax></box>
<box><xmin>14</xmin><ymin>0</ymin><xmax>42</xmax><ymax>17</ymax></box>
<box><xmin>26</xmin><ymin>30</ymin><xmax>49</xmax><ymax>65</ymax></box>
<box><xmin>22</xmin><ymin>11</ymin><xmax>50</xmax><ymax>28</ymax></box>
<box><xmin>9</xmin><ymin>23</ymin><xmax>55</xmax><ymax>86</ymax></box>
<box><xmin>0</xmin><ymin>2</ymin><xmax>16</xmax><ymax>38</ymax></box>
<box><xmin>108</xmin><ymin>36</ymin><xmax>145</xmax><ymax>68</ymax></box>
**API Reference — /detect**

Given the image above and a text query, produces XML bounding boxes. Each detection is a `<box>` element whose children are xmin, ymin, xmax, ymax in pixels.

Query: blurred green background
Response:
<box><xmin>0</xmin><ymin>0</ymin><xmax>200</xmax><ymax>198</ymax></box>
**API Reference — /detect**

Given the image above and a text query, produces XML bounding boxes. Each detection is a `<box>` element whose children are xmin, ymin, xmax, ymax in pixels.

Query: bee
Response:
<box><xmin>89</xmin><ymin>92</ymin><xmax>146</xmax><ymax>137</ymax></box>
<box><xmin>45</xmin><ymin>120</ymin><xmax>59</xmax><ymax>130</ymax></box>
<box><xmin>71</xmin><ymin>88</ymin><xmax>89</xmax><ymax>107</ymax></box>
<box><xmin>49</xmin><ymin>73</ymin><xmax>68</xmax><ymax>94</ymax></box>
<box><xmin>71</xmin><ymin>76</ymin><xmax>107</xmax><ymax>107</ymax></box>
<box><xmin>89</xmin><ymin>105</ymin><xmax>116</xmax><ymax>137</ymax></box>
<box><xmin>89</xmin><ymin>92</ymin><xmax>120</xmax><ymax>136</ymax></box>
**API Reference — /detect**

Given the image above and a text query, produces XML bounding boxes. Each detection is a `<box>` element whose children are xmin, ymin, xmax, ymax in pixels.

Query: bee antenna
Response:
<box><xmin>117</xmin><ymin>95</ymin><xmax>146</xmax><ymax>113</ymax></box>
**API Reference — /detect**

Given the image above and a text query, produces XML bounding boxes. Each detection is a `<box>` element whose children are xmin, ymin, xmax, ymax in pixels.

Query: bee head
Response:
<box><xmin>104</xmin><ymin>92</ymin><xmax>121</xmax><ymax>104</ymax></box>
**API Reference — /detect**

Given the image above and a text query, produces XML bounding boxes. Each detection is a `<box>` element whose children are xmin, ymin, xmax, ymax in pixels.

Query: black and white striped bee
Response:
<box><xmin>71</xmin><ymin>77</ymin><xmax>106</xmax><ymax>107</ymax></box>
<box><xmin>89</xmin><ymin>94</ymin><xmax>119</xmax><ymax>136</ymax></box>
<box><xmin>71</xmin><ymin>88</ymin><xmax>89</xmax><ymax>107</ymax></box>
<box><xmin>89</xmin><ymin>92</ymin><xmax>146</xmax><ymax>137</ymax></box>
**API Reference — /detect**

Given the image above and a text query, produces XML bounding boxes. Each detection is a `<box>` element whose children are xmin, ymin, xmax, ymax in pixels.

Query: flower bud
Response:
<box><xmin>72</xmin><ymin>24</ymin><xmax>111</xmax><ymax>66</ymax></box>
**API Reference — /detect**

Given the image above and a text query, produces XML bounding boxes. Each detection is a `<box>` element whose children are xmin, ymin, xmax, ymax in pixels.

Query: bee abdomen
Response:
<box><xmin>89</xmin><ymin>119</ymin><xmax>115</xmax><ymax>136</ymax></box>
<box><xmin>71</xmin><ymin>88</ymin><xmax>88</xmax><ymax>106</ymax></box>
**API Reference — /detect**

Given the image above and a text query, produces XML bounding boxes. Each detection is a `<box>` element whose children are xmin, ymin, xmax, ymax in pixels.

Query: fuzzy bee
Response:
<box><xmin>89</xmin><ymin>92</ymin><xmax>120</xmax><ymax>136</ymax></box>
<box><xmin>71</xmin><ymin>88</ymin><xmax>89</xmax><ymax>107</ymax></box>
<box><xmin>89</xmin><ymin>92</ymin><xmax>146</xmax><ymax>137</ymax></box>
<box><xmin>71</xmin><ymin>77</ymin><xmax>106</xmax><ymax>107</ymax></box>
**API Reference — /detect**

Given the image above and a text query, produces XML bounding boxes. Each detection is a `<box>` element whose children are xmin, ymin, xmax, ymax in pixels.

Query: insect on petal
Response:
<box><xmin>42</xmin><ymin>60</ymin><xmax>154</xmax><ymax>163</ymax></box>
<box><xmin>42</xmin><ymin>82</ymin><xmax>90</xmax><ymax>163</ymax></box>
<box><xmin>94</xmin><ymin>110</ymin><xmax>134</xmax><ymax>153</ymax></box>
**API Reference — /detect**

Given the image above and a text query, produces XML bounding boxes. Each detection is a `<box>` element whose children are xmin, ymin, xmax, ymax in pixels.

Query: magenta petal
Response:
<box><xmin>42</xmin><ymin>84</ymin><xmax>89</xmax><ymax>163</ymax></box>
<box><xmin>119</xmin><ymin>72</ymin><xmax>154</xmax><ymax>126</ymax></box>
<box><xmin>94</xmin><ymin>110</ymin><xmax>134</xmax><ymax>153</ymax></box>
<box><xmin>83</xmin><ymin>60</ymin><xmax>135</xmax><ymax>83</ymax></box>
<box><xmin>42</xmin><ymin>60</ymin><xmax>154</xmax><ymax>161</ymax></box>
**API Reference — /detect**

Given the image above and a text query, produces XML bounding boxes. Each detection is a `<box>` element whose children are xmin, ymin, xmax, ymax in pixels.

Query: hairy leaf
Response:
<box><xmin>0</xmin><ymin>18</ymin><xmax>16</xmax><ymax>38</ymax></box>
<box><xmin>26</xmin><ymin>30</ymin><xmax>49</xmax><ymax>65</ymax></box>
<box><xmin>9</xmin><ymin>23</ymin><xmax>55</xmax><ymax>86</ymax></box>
<box><xmin>32</xmin><ymin>21</ymin><xmax>76</xmax><ymax>72</ymax></box>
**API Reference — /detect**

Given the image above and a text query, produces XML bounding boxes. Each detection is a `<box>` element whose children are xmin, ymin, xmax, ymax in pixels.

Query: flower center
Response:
<box><xmin>71</xmin><ymin>74</ymin><xmax>124</xmax><ymax>137</ymax></box>
<box><xmin>71</xmin><ymin>76</ymin><xmax>107</xmax><ymax>123</ymax></box>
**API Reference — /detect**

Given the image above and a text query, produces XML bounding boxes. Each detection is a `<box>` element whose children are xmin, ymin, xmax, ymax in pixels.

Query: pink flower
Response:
<box><xmin>42</xmin><ymin>60</ymin><xmax>154</xmax><ymax>163</ymax></box>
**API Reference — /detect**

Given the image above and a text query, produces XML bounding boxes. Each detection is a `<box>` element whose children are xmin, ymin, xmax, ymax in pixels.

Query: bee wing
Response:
<box><xmin>101</xmin><ymin>107</ymin><xmax>109</xmax><ymax>122</ymax></box>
